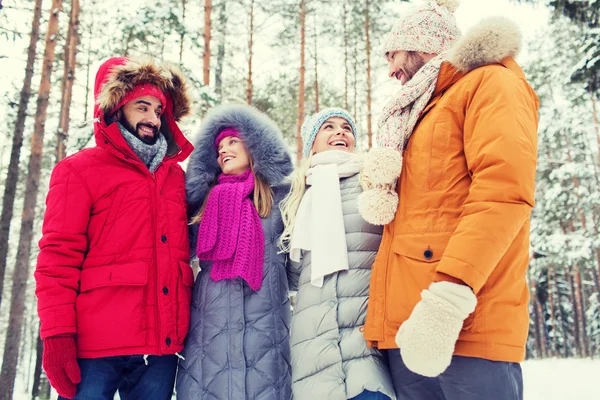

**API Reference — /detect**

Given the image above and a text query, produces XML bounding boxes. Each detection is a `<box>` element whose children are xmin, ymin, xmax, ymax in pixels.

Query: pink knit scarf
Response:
<box><xmin>196</xmin><ymin>170</ymin><xmax>264</xmax><ymax>291</ymax></box>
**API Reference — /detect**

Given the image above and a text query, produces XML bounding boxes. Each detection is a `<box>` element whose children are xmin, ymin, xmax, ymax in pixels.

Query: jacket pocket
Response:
<box><xmin>176</xmin><ymin>261</ymin><xmax>194</xmax><ymax>344</ymax></box>
<box><xmin>386</xmin><ymin>233</ymin><xmax>450</xmax><ymax>324</ymax></box>
<box><xmin>76</xmin><ymin>261</ymin><xmax>148</xmax><ymax>352</ymax></box>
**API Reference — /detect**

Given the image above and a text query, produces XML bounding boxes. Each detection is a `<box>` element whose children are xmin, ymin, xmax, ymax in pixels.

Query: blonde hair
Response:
<box><xmin>191</xmin><ymin>157</ymin><xmax>273</xmax><ymax>225</ymax></box>
<box><xmin>278</xmin><ymin>155</ymin><xmax>312</xmax><ymax>252</ymax></box>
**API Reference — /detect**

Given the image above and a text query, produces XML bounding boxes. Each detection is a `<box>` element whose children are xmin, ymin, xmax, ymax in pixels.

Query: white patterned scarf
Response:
<box><xmin>377</xmin><ymin>54</ymin><xmax>446</xmax><ymax>152</ymax></box>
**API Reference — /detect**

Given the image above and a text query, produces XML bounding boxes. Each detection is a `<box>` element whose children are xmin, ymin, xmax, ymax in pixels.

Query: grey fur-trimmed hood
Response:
<box><xmin>448</xmin><ymin>16</ymin><xmax>522</xmax><ymax>73</ymax></box>
<box><xmin>186</xmin><ymin>104</ymin><xmax>293</xmax><ymax>213</ymax></box>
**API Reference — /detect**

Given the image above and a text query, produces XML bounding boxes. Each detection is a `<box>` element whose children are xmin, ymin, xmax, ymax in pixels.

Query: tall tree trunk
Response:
<box><xmin>534</xmin><ymin>297</ymin><xmax>547</xmax><ymax>357</ymax></box>
<box><xmin>365</xmin><ymin>0</ymin><xmax>373</xmax><ymax>149</ymax></box>
<box><xmin>56</xmin><ymin>0</ymin><xmax>80</xmax><ymax>162</ymax></box>
<box><xmin>593</xmin><ymin>95</ymin><xmax>599</xmax><ymax>167</ymax></box>
<box><xmin>0</xmin><ymin>0</ymin><xmax>43</xmax><ymax>310</ymax></box>
<box><xmin>203</xmin><ymin>0</ymin><xmax>212</xmax><ymax>86</ymax></box>
<box><xmin>26</xmin><ymin>304</ymin><xmax>37</xmax><ymax>393</ymax></box>
<box><xmin>0</xmin><ymin>2</ymin><xmax>63</xmax><ymax>397</ymax></box>
<box><xmin>566</xmin><ymin>262</ymin><xmax>582</xmax><ymax>356</ymax></box>
<box><xmin>246</xmin><ymin>0</ymin><xmax>254</xmax><ymax>105</ymax></box>
<box><xmin>343</xmin><ymin>2</ymin><xmax>348</xmax><ymax>111</ymax></box>
<box><xmin>547</xmin><ymin>265</ymin><xmax>558</xmax><ymax>357</ymax></box>
<box><xmin>179</xmin><ymin>0</ymin><xmax>186</xmax><ymax>63</ymax></box>
<box><xmin>353</xmin><ymin>38</ymin><xmax>358</xmax><ymax>124</ymax></box>
<box><xmin>572</xmin><ymin>261</ymin><xmax>589</xmax><ymax>357</ymax></box>
<box><xmin>31</xmin><ymin>334</ymin><xmax>44</xmax><ymax>400</ymax></box>
<box><xmin>528</xmin><ymin>268</ymin><xmax>543</xmax><ymax>358</ymax></box>
<box><xmin>296</xmin><ymin>0</ymin><xmax>306</xmax><ymax>163</ymax></box>
<box><xmin>83</xmin><ymin>11</ymin><xmax>93</xmax><ymax>122</ymax></box>
<box><xmin>215</xmin><ymin>1</ymin><xmax>227</xmax><ymax>100</ymax></box>
<box><xmin>313</xmin><ymin>16</ymin><xmax>319</xmax><ymax>114</ymax></box>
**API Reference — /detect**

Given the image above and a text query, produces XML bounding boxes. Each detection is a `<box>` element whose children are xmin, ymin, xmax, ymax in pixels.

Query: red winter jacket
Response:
<box><xmin>35</xmin><ymin>57</ymin><xmax>194</xmax><ymax>358</ymax></box>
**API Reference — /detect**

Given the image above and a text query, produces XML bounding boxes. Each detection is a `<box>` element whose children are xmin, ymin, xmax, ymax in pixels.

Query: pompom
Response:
<box><xmin>436</xmin><ymin>0</ymin><xmax>460</xmax><ymax>13</ymax></box>
<box><xmin>362</xmin><ymin>148</ymin><xmax>402</xmax><ymax>185</ymax></box>
<box><xmin>358</xmin><ymin>188</ymin><xmax>398</xmax><ymax>226</ymax></box>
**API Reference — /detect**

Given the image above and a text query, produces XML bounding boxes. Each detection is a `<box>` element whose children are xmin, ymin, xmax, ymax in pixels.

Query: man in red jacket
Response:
<box><xmin>35</xmin><ymin>57</ymin><xmax>194</xmax><ymax>399</ymax></box>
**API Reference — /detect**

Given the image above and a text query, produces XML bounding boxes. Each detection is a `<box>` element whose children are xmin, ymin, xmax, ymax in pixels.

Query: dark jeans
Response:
<box><xmin>58</xmin><ymin>355</ymin><xmax>177</xmax><ymax>400</ymax></box>
<box><xmin>387</xmin><ymin>351</ymin><xmax>523</xmax><ymax>400</ymax></box>
<box><xmin>349</xmin><ymin>390</ymin><xmax>391</xmax><ymax>400</ymax></box>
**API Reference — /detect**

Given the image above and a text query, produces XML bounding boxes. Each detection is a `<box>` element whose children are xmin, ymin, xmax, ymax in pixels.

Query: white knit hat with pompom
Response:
<box><xmin>383</xmin><ymin>0</ymin><xmax>461</xmax><ymax>58</ymax></box>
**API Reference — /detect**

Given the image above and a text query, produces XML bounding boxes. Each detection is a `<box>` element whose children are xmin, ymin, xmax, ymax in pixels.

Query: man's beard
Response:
<box><xmin>404</xmin><ymin>52</ymin><xmax>427</xmax><ymax>84</ymax></box>
<box><xmin>119</xmin><ymin>114</ymin><xmax>159</xmax><ymax>145</ymax></box>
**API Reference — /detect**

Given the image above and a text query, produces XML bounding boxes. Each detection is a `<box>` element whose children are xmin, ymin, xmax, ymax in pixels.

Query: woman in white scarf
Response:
<box><xmin>279</xmin><ymin>108</ymin><xmax>395</xmax><ymax>400</ymax></box>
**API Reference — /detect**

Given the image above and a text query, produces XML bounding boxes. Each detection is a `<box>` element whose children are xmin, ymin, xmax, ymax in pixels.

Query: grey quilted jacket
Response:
<box><xmin>290</xmin><ymin>174</ymin><xmax>396</xmax><ymax>400</ymax></box>
<box><xmin>176</xmin><ymin>105</ymin><xmax>293</xmax><ymax>400</ymax></box>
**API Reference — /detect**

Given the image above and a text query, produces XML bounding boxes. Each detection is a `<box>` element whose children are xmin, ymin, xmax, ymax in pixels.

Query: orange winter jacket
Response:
<box><xmin>364</xmin><ymin>26</ymin><xmax>540</xmax><ymax>363</ymax></box>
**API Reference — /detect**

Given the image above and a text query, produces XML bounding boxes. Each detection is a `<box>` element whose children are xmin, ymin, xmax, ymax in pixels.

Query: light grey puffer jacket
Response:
<box><xmin>289</xmin><ymin>174</ymin><xmax>396</xmax><ymax>400</ymax></box>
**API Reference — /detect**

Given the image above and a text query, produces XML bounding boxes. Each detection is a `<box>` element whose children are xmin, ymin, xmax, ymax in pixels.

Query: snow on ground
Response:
<box><xmin>10</xmin><ymin>358</ymin><xmax>600</xmax><ymax>399</ymax></box>
<box><xmin>523</xmin><ymin>358</ymin><xmax>600</xmax><ymax>400</ymax></box>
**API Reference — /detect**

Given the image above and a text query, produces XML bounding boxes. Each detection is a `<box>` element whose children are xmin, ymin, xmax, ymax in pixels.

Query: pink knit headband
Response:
<box><xmin>215</xmin><ymin>128</ymin><xmax>241</xmax><ymax>149</ymax></box>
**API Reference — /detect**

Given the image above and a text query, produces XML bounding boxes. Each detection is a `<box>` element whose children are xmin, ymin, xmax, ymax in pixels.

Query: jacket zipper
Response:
<box><xmin>150</xmin><ymin>171</ymin><xmax>162</xmax><ymax>355</ymax></box>
<box><xmin>102</xmin><ymin>128</ymin><xmax>168</xmax><ymax>353</ymax></box>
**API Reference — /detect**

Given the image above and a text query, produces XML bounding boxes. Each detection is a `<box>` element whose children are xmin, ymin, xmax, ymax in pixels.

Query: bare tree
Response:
<box><xmin>203</xmin><ymin>0</ymin><xmax>212</xmax><ymax>86</ymax></box>
<box><xmin>365</xmin><ymin>0</ymin><xmax>373</xmax><ymax>149</ymax></box>
<box><xmin>343</xmin><ymin>1</ymin><xmax>349</xmax><ymax>110</ymax></box>
<box><xmin>0</xmin><ymin>0</ymin><xmax>43</xmax><ymax>309</ymax></box>
<box><xmin>353</xmin><ymin>38</ymin><xmax>358</xmax><ymax>124</ymax></box>
<box><xmin>56</xmin><ymin>0</ymin><xmax>80</xmax><ymax>162</ymax></box>
<box><xmin>82</xmin><ymin>0</ymin><xmax>96</xmax><ymax>122</ymax></box>
<box><xmin>296</xmin><ymin>0</ymin><xmax>306</xmax><ymax>163</ymax></box>
<box><xmin>313</xmin><ymin>14</ymin><xmax>319</xmax><ymax>113</ymax></box>
<box><xmin>215</xmin><ymin>0</ymin><xmax>227</xmax><ymax>100</ymax></box>
<box><xmin>179</xmin><ymin>0</ymin><xmax>187</xmax><ymax>63</ymax></box>
<box><xmin>246</xmin><ymin>0</ymin><xmax>255</xmax><ymax>104</ymax></box>
<box><xmin>0</xmin><ymin>1</ymin><xmax>64</xmax><ymax>397</ymax></box>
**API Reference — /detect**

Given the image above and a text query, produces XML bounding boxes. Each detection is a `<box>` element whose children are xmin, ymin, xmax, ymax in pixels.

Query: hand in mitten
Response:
<box><xmin>43</xmin><ymin>336</ymin><xmax>81</xmax><ymax>399</ymax></box>
<box><xmin>358</xmin><ymin>148</ymin><xmax>402</xmax><ymax>225</ymax></box>
<box><xmin>395</xmin><ymin>281</ymin><xmax>477</xmax><ymax>377</ymax></box>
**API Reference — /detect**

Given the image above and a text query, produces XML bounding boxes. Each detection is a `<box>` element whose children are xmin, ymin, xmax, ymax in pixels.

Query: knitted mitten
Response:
<box><xmin>395</xmin><ymin>281</ymin><xmax>477</xmax><ymax>377</ymax></box>
<box><xmin>358</xmin><ymin>148</ymin><xmax>402</xmax><ymax>225</ymax></box>
<box><xmin>43</xmin><ymin>336</ymin><xmax>81</xmax><ymax>399</ymax></box>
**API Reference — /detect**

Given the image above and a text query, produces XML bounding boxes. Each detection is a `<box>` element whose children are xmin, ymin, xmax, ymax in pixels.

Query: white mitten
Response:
<box><xmin>395</xmin><ymin>281</ymin><xmax>477</xmax><ymax>377</ymax></box>
<box><xmin>358</xmin><ymin>148</ymin><xmax>402</xmax><ymax>225</ymax></box>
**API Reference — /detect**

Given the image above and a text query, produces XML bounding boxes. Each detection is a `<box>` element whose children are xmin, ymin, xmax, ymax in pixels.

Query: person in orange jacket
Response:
<box><xmin>358</xmin><ymin>1</ymin><xmax>539</xmax><ymax>399</ymax></box>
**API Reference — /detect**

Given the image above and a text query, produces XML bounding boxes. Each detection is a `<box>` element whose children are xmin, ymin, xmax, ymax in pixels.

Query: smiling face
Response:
<box><xmin>117</xmin><ymin>95</ymin><xmax>163</xmax><ymax>144</ymax></box>
<box><xmin>310</xmin><ymin>117</ymin><xmax>356</xmax><ymax>155</ymax></box>
<box><xmin>387</xmin><ymin>50</ymin><xmax>435</xmax><ymax>85</ymax></box>
<box><xmin>217</xmin><ymin>136</ymin><xmax>251</xmax><ymax>175</ymax></box>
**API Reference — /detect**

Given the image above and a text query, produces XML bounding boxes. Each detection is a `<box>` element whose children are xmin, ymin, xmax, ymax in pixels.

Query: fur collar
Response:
<box><xmin>448</xmin><ymin>17</ymin><xmax>522</xmax><ymax>73</ymax></box>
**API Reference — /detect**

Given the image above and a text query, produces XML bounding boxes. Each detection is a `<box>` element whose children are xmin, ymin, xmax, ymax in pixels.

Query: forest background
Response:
<box><xmin>0</xmin><ymin>0</ymin><xmax>599</xmax><ymax>399</ymax></box>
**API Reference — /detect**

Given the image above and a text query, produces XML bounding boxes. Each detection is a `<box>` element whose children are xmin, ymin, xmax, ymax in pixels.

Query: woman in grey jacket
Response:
<box><xmin>177</xmin><ymin>104</ymin><xmax>293</xmax><ymax>400</ymax></box>
<box><xmin>279</xmin><ymin>108</ymin><xmax>395</xmax><ymax>400</ymax></box>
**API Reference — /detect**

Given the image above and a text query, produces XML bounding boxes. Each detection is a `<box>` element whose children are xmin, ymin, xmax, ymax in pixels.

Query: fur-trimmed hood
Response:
<box><xmin>91</xmin><ymin>57</ymin><xmax>193</xmax><ymax>163</ymax></box>
<box><xmin>448</xmin><ymin>16</ymin><xmax>522</xmax><ymax>73</ymax></box>
<box><xmin>186</xmin><ymin>104</ymin><xmax>293</xmax><ymax>213</ymax></box>
<box><xmin>94</xmin><ymin>57</ymin><xmax>191</xmax><ymax>121</ymax></box>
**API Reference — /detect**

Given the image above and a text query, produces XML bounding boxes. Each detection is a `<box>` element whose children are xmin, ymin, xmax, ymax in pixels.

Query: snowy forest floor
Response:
<box><xmin>10</xmin><ymin>358</ymin><xmax>600</xmax><ymax>399</ymax></box>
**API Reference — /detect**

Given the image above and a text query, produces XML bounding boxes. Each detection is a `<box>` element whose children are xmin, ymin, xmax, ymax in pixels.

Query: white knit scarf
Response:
<box><xmin>290</xmin><ymin>150</ymin><xmax>362</xmax><ymax>288</ymax></box>
<box><xmin>377</xmin><ymin>54</ymin><xmax>446</xmax><ymax>152</ymax></box>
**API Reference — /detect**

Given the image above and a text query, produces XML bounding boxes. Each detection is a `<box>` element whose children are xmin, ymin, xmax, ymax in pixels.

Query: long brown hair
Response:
<box><xmin>191</xmin><ymin>157</ymin><xmax>273</xmax><ymax>225</ymax></box>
